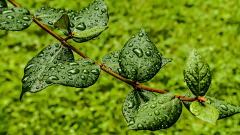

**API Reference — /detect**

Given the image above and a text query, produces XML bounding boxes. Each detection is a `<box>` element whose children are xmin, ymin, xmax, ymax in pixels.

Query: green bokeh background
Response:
<box><xmin>1</xmin><ymin>0</ymin><xmax>240</xmax><ymax>134</ymax></box>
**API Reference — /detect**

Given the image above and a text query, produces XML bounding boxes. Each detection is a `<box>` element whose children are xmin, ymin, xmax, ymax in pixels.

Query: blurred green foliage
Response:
<box><xmin>0</xmin><ymin>0</ymin><xmax>240</xmax><ymax>134</ymax></box>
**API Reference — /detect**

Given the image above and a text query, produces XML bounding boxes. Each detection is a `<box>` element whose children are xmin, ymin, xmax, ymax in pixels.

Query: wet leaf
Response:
<box><xmin>0</xmin><ymin>7</ymin><xmax>33</xmax><ymax>31</ymax></box>
<box><xmin>21</xmin><ymin>43</ymin><xmax>100</xmax><ymax>100</ymax></box>
<box><xmin>183</xmin><ymin>92</ymin><xmax>240</xmax><ymax>119</ymax></box>
<box><xmin>183</xmin><ymin>49</ymin><xmax>211</xmax><ymax>96</ymax></box>
<box><xmin>54</xmin><ymin>13</ymin><xmax>71</xmax><ymax>35</ymax></box>
<box><xmin>0</xmin><ymin>0</ymin><xmax>7</xmax><ymax>8</ymax></box>
<box><xmin>71</xmin><ymin>0</ymin><xmax>109</xmax><ymax>43</ymax></box>
<box><xmin>119</xmin><ymin>29</ymin><xmax>167</xmax><ymax>83</ymax></box>
<box><xmin>122</xmin><ymin>88</ymin><xmax>157</xmax><ymax>122</ymax></box>
<box><xmin>128</xmin><ymin>93</ymin><xmax>182</xmax><ymax>130</ymax></box>
<box><xmin>101</xmin><ymin>50</ymin><xmax>128</xmax><ymax>78</ymax></box>
<box><xmin>161</xmin><ymin>57</ymin><xmax>172</xmax><ymax>68</ymax></box>
<box><xmin>190</xmin><ymin>101</ymin><xmax>219</xmax><ymax>125</ymax></box>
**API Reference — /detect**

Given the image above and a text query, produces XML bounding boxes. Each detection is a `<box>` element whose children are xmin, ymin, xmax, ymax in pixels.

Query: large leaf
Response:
<box><xmin>119</xmin><ymin>29</ymin><xmax>165</xmax><ymax>83</ymax></box>
<box><xmin>21</xmin><ymin>43</ymin><xmax>100</xmax><ymax>100</ymax></box>
<box><xmin>54</xmin><ymin>13</ymin><xmax>71</xmax><ymax>35</ymax></box>
<box><xmin>190</xmin><ymin>101</ymin><xmax>219</xmax><ymax>125</ymax></box>
<box><xmin>122</xmin><ymin>88</ymin><xmax>157</xmax><ymax>122</ymax></box>
<box><xmin>128</xmin><ymin>93</ymin><xmax>182</xmax><ymax>130</ymax></box>
<box><xmin>101</xmin><ymin>50</ymin><xmax>128</xmax><ymax>78</ymax></box>
<box><xmin>183</xmin><ymin>49</ymin><xmax>211</xmax><ymax>96</ymax></box>
<box><xmin>70</xmin><ymin>0</ymin><xmax>109</xmax><ymax>43</ymax></box>
<box><xmin>0</xmin><ymin>7</ymin><xmax>33</xmax><ymax>31</ymax></box>
<box><xmin>182</xmin><ymin>92</ymin><xmax>240</xmax><ymax>119</ymax></box>
<box><xmin>0</xmin><ymin>0</ymin><xmax>7</xmax><ymax>8</ymax></box>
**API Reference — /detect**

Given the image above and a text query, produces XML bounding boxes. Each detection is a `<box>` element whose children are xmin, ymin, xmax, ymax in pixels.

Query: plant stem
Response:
<box><xmin>7</xmin><ymin>0</ymin><xmax>206</xmax><ymax>102</ymax></box>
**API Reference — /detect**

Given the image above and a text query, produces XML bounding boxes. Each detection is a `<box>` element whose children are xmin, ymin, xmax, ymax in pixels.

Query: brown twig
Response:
<box><xmin>7</xmin><ymin>0</ymin><xmax>206</xmax><ymax>102</ymax></box>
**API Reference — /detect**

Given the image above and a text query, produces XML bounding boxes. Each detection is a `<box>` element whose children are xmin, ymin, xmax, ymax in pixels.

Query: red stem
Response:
<box><xmin>7</xmin><ymin>0</ymin><xmax>206</xmax><ymax>102</ymax></box>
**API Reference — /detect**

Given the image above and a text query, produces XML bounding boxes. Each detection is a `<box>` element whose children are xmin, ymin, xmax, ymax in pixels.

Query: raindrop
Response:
<box><xmin>117</xmin><ymin>68</ymin><xmax>123</xmax><ymax>74</ymax></box>
<box><xmin>128</xmin><ymin>43</ymin><xmax>133</xmax><ymax>47</ymax></box>
<box><xmin>76</xmin><ymin>22</ymin><xmax>86</xmax><ymax>30</ymax></box>
<box><xmin>138</xmin><ymin>33</ymin><xmax>144</xmax><ymax>37</ymax></box>
<box><xmin>91</xmin><ymin>69</ymin><xmax>99</xmax><ymax>75</ymax></box>
<box><xmin>146</xmin><ymin>38</ymin><xmax>151</xmax><ymax>42</ymax></box>
<box><xmin>152</xmin><ymin>98</ymin><xmax>157</xmax><ymax>101</ymax></box>
<box><xmin>94</xmin><ymin>7</ymin><xmax>99</xmax><ymax>10</ymax></box>
<box><xmin>83</xmin><ymin>69</ymin><xmax>89</xmax><ymax>74</ymax></box>
<box><xmin>131</xmin><ymin>69</ymin><xmax>137</xmax><ymax>75</ymax></box>
<box><xmin>230</xmin><ymin>108</ymin><xmax>235</xmax><ymax>113</ymax></box>
<box><xmin>48</xmin><ymin>21</ymin><xmax>53</xmax><ymax>25</ymax></box>
<box><xmin>148</xmin><ymin>47</ymin><xmax>153</xmax><ymax>50</ymax></box>
<box><xmin>125</xmin><ymin>51</ymin><xmax>129</xmax><ymax>54</ymax></box>
<box><xmin>133</xmin><ymin>48</ymin><xmax>143</xmax><ymax>57</ymax></box>
<box><xmin>68</xmin><ymin>69</ymin><xmax>80</xmax><ymax>74</ymax></box>
<box><xmin>23</xmin><ymin>23</ymin><xmax>28</xmax><ymax>27</ymax></box>
<box><xmin>150</xmin><ymin>104</ymin><xmax>156</xmax><ymax>108</ymax></box>
<box><xmin>142</xmin><ymin>120</ymin><xmax>146</xmax><ymax>123</ymax></box>
<box><xmin>128</xmin><ymin>120</ymin><xmax>135</xmax><ymax>125</ymax></box>
<box><xmin>81</xmin><ymin>75</ymin><xmax>86</xmax><ymax>80</ymax></box>
<box><xmin>69</xmin><ymin>62</ymin><xmax>79</xmax><ymax>66</ymax></box>
<box><xmin>17</xmin><ymin>20</ymin><xmax>22</xmax><ymax>23</ymax></box>
<box><xmin>6</xmin><ymin>15</ymin><xmax>14</xmax><ymax>19</ymax></box>
<box><xmin>154</xmin><ymin>110</ymin><xmax>160</xmax><ymax>115</ymax></box>
<box><xmin>22</xmin><ymin>76</ymin><xmax>29</xmax><ymax>83</ymax></box>
<box><xmin>158</xmin><ymin>100</ymin><xmax>163</xmax><ymax>104</ymax></box>
<box><xmin>36</xmin><ymin>86</ymin><xmax>39</xmax><ymax>89</ymax></box>
<box><xmin>220</xmin><ymin>104</ymin><xmax>228</xmax><ymax>111</ymax></box>
<box><xmin>25</xmin><ymin>64</ymin><xmax>35</xmax><ymax>71</ymax></box>
<box><xmin>148</xmin><ymin>113</ymin><xmax>152</xmax><ymax>116</ymax></box>
<box><xmin>2</xmin><ymin>9</ymin><xmax>14</xmax><ymax>14</ymax></box>
<box><xmin>55</xmin><ymin>44</ymin><xmax>60</xmax><ymax>47</ymax></box>
<box><xmin>128</xmin><ymin>101</ymin><xmax>134</xmax><ymax>109</ymax></box>
<box><xmin>68</xmin><ymin>77</ymin><xmax>73</xmax><ymax>80</ymax></box>
<box><xmin>101</xmin><ymin>8</ymin><xmax>106</xmax><ymax>13</ymax></box>
<box><xmin>60</xmin><ymin>66</ymin><xmax>65</xmax><ymax>69</ymax></box>
<box><xmin>137</xmin><ymin>123</ymin><xmax>143</xmax><ymax>129</ymax></box>
<box><xmin>145</xmin><ymin>51</ymin><xmax>151</xmax><ymax>56</ymax></box>
<box><xmin>22</xmin><ymin>16</ymin><xmax>31</xmax><ymax>21</ymax></box>
<box><xmin>49</xmin><ymin>76</ymin><xmax>59</xmax><ymax>80</ymax></box>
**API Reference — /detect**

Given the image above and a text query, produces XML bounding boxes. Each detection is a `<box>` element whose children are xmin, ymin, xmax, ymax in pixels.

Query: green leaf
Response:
<box><xmin>54</xmin><ymin>13</ymin><xmax>71</xmax><ymax>35</ymax></box>
<box><xmin>119</xmin><ymin>29</ymin><xmax>165</xmax><ymax>83</ymax></box>
<box><xmin>70</xmin><ymin>0</ymin><xmax>109</xmax><ymax>43</ymax></box>
<box><xmin>190</xmin><ymin>101</ymin><xmax>219</xmax><ymax>125</ymax></box>
<box><xmin>128</xmin><ymin>93</ymin><xmax>182</xmax><ymax>130</ymax></box>
<box><xmin>183</xmin><ymin>49</ymin><xmax>211</xmax><ymax>96</ymax></box>
<box><xmin>0</xmin><ymin>7</ymin><xmax>33</xmax><ymax>31</ymax></box>
<box><xmin>161</xmin><ymin>57</ymin><xmax>172</xmax><ymax>68</ymax></box>
<box><xmin>21</xmin><ymin>43</ymin><xmax>100</xmax><ymax>100</ymax></box>
<box><xmin>34</xmin><ymin>6</ymin><xmax>65</xmax><ymax>30</ymax></box>
<box><xmin>0</xmin><ymin>0</ymin><xmax>7</xmax><ymax>8</ymax></box>
<box><xmin>122</xmin><ymin>88</ymin><xmax>157</xmax><ymax>122</ymax></box>
<box><xmin>73</xmin><ymin>26</ymin><xmax>108</xmax><ymax>42</ymax></box>
<box><xmin>183</xmin><ymin>92</ymin><xmax>240</xmax><ymax>119</ymax></box>
<box><xmin>101</xmin><ymin>50</ymin><xmax>128</xmax><ymax>78</ymax></box>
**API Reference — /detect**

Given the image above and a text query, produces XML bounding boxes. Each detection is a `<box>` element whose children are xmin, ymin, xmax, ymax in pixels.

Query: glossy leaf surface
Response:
<box><xmin>101</xmin><ymin>50</ymin><xmax>128</xmax><ymax>78</ymax></box>
<box><xmin>119</xmin><ymin>29</ymin><xmax>163</xmax><ymax>83</ymax></box>
<box><xmin>70</xmin><ymin>0</ymin><xmax>109</xmax><ymax>43</ymax></box>
<box><xmin>122</xmin><ymin>89</ymin><xmax>157</xmax><ymax>122</ymax></box>
<box><xmin>0</xmin><ymin>7</ymin><xmax>33</xmax><ymax>31</ymax></box>
<box><xmin>54</xmin><ymin>13</ymin><xmax>71</xmax><ymax>35</ymax></box>
<box><xmin>183</xmin><ymin>92</ymin><xmax>240</xmax><ymax>119</ymax></box>
<box><xmin>128</xmin><ymin>93</ymin><xmax>182</xmax><ymax>130</ymax></box>
<box><xmin>183</xmin><ymin>49</ymin><xmax>211</xmax><ymax>96</ymax></box>
<box><xmin>190</xmin><ymin>101</ymin><xmax>219</xmax><ymax>125</ymax></box>
<box><xmin>21</xmin><ymin>43</ymin><xmax>100</xmax><ymax>100</ymax></box>
<box><xmin>0</xmin><ymin>0</ymin><xmax>7</xmax><ymax>8</ymax></box>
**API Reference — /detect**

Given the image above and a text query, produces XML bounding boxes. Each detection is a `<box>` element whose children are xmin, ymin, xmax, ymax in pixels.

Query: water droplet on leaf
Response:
<box><xmin>133</xmin><ymin>48</ymin><xmax>143</xmax><ymax>57</ymax></box>
<box><xmin>91</xmin><ymin>69</ymin><xmax>99</xmax><ymax>75</ymax></box>
<box><xmin>22</xmin><ymin>16</ymin><xmax>31</xmax><ymax>21</ymax></box>
<box><xmin>68</xmin><ymin>69</ymin><xmax>80</xmax><ymax>74</ymax></box>
<box><xmin>220</xmin><ymin>104</ymin><xmax>228</xmax><ymax>111</ymax></box>
<box><xmin>76</xmin><ymin>22</ymin><xmax>86</xmax><ymax>30</ymax></box>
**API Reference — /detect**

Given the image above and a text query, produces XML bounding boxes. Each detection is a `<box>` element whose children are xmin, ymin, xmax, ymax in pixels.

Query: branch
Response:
<box><xmin>7</xmin><ymin>0</ymin><xmax>206</xmax><ymax>102</ymax></box>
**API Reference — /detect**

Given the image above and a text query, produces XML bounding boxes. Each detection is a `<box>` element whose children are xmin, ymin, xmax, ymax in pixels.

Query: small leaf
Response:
<box><xmin>21</xmin><ymin>43</ymin><xmax>100</xmax><ymax>100</ymax></box>
<box><xmin>54</xmin><ymin>13</ymin><xmax>71</xmax><ymax>35</ymax></box>
<box><xmin>122</xmin><ymin>88</ymin><xmax>157</xmax><ymax>122</ymax></box>
<box><xmin>34</xmin><ymin>6</ymin><xmax>65</xmax><ymax>29</ymax></box>
<box><xmin>101</xmin><ymin>50</ymin><xmax>128</xmax><ymax>78</ymax></box>
<box><xmin>0</xmin><ymin>0</ymin><xmax>7</xmax><ymax>8</ymax></box>
<box><xmin>183</xmin><ymin>92</ymin><xmax>240</xmax><ymax>119</ymax></box>
<box><xmin>190</xmin><ymin>101</ymin><xmax>219</xmax><ymax>125</ymax></box>
<box><xmin>183</xmin><ymin>49</ymin><xmax>211</xmax><ymax>96</ymax></box>
<box><xmin>73</xmin><ymin>26</ymin><xmax>108</xmax><ymax>42</ymax></box>
<box><xmin>119</xmin><ymin>29</ymin><xmax>166</xmax><ymax>83</ymax></box>
<box><xmin>0</xmin><ymin>7</ymin><xmax>33</xmax><ymax>31</ymax></box>
<box><xmin>128</xmin><ymin>93</ymin><xmax>182</xmax><ymax>130</ymax></box>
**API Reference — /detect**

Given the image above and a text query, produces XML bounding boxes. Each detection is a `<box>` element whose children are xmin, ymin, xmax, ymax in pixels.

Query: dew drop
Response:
<box><xmin>131</xmin><ymin>69</ymin><xmax>137</xmax><ymax>75</ymax></box>
<box><xmin>129</xmin><ymin>120</ymin><xmax>135</xmax><ymax>125</ymax></box>
<box><xmin>2</xmin><ymin>9</ymin><xmax>14</xmax><ymax>14</ymax></box>
<box><xmin>17</xmin><ymin>20</ymin><xmax>22</xmax><ymax>23</ymax></box>
<box><xmin>94</xmin><ymin>7</ymin><xmax>99</xmax><ymax>10</ymax></box>
<box><xmin>22</xmin><ymin>16</ymin><xmax>31</xmax><ymax>21</ymax></box>
<box><xmin>25</xmin><ymin>64</ymin><xmax>35</xmax><ymax>71</ymax></box>
<box><xmin>138</xmin><ymin>32</ymin><xmax>144</xmax><ymax>37</ymax></box>
<box><xmin>154</xmin><ymin>110</ymin><xmax>160</xmax><ymax>115</ymax></box>
<box><xmin>81</xmin><ymin>75</ymin><xmax>86</xmax><ymax>80</ymax></box>
<box><xmin>117</xmin><ymin>68</ymin><xmax>123</xmax><ymax>74</ymax></box>
<box><xmin>128</xmin><ymin>43</ymin><xmax>133</xmax><ymax>47</ymax></box>
<box><xmin>76</xmin><ymin>22</ymin><xmax>86</xmax><ymax>30</ymax></box>
<box><xmin>48</xmin><ymin>21</ymin><xmax>53</xmax><ymax>25</ymax></box>
<box><xmin>133</xmin><ymin>48</ymin><xmax>143</xmax><ymax>57</ymax></box>
<box><xmin>230</xmin><ymin>108</ymin><xmax>235</xmax><ymax>113</ymax></box>
<box><xmin>22</xmin><ymin>76</ymin><xmax>29</xmax><ymax>83</ymax></box>
<box><xmin>128</xmin><ymin>101</ymin><xmax>134</xmax><ymax>109</ymax></box>
<box><xmin>68</xmin><ymin>69</ymin><xmax>80</xmax><ymax>74</ymax></box>
<box><xmin>220</xmin><ymin>104</ymin><xmax>228</xmax><ymax>111</ymax></box>
<box><xmin>148</xmin><ymin>113</ymin><xmax>152</xmax><ymax>116</ymax></box>
<box><xmin>69</xmin><ymin>62</ymin><xmax>79</xmax><ymax>66</ymax></box>
<box><xmin>145</xmin><ymin>51</ymin><xmax>151</xmax><ymax>56</ymax></box>
<box><xmin>137</xmin><ymin>123</ymin><xmax>143</xmax><ymax>129</ymax></box>
<box><xmin>91</xmin><ymin>69</ymin><xmax>99</xmax><ymax>75</ymax></box>
<box><xmin>158</xmin><ymin>100</ymin><xmax>163</xmax><ymax>104</ymax></box>
<box><xmin>150</xmin><ymin>104</ymin><xmax>156</xmax><ymax>108</ymax></box>
<box><xmin>83</xmin><ymin>69</ymin><xmax>89</xmax><ymax>74</ymax></box>
<box><xmin>6</xmin><ymin>15</ymin><xmax>14</xmax><ymax>19</ymax></box>
<box><xmin>101</xmin><ymin>8</ymin><xmax>106</xmax><ymax>13</ymax></box>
